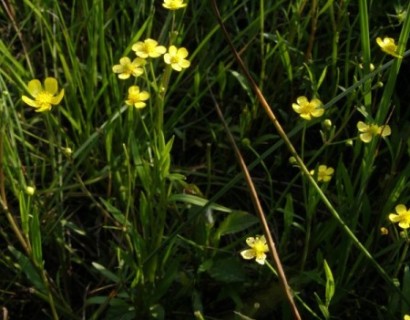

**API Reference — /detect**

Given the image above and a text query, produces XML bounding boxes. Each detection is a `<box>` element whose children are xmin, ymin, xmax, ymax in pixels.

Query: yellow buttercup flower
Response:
<box><xmin>310</xmin><ymin>165</ymin><xmax>334</xmax><ymax>183</ymax></box>
<box><xmin>404</xmin><ymin>315</ymin><xmax>410</xmax><ymax>320</ymax></box>
<box><xmin>240</xmin><ymin>235</ymin><xmax>269</xmax><ymax>265</ymax></box>
<box><xmin>132</xmin><ymin>39</ymin><xmax>166</xmax><ymax>59</ymax></box>
<box><xmin>112</xmin><ymin>57</ymin><xmax>146</xmax><ymax>79</ymax></box>
<box><xmin>376</xmin><ymin>37</ymin><xmax>402</xmax><ymax>58</ymax></box>
<box><xmin>164</xmin><ymin>46</ymin><xmax>191</xmax><ymax>71</ymax></box>
<box><xmin>163</xmin><ymin>0</ymin><xmax>187</xmax><ymax>10</ymax></box>
<box><xmin>22</xmin><ymin>77</ymin><xmax>64</xmax><ymax>112</ymax></box>
<box><xmin>125</xmin><ymin>86</ymin><xmax>150</xmax><ymax>109</ymax></box>
<box><xmin>357</xmin><ymin>121</ymin><xmax>391</xmax><ymax>143</ymax></box>
<box><xmin>389</xmin><ymin>204</ymin><xmax>410</xmax><ymax>229</ymax></box>
<box><xmin>292</xmin><ymin>96</ymin><xmax>324</xmax><ymax>120</ymax></box>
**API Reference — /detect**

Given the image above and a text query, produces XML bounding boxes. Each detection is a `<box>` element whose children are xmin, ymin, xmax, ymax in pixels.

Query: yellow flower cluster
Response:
<box><xmin>111</xmin><ymin>22</ymin><xmax>192</xmax><ymax>109</ymax></box>
<box><xmin>240</xmin><ymin>235</ymin><xmax>269</xmax><ymax>265</ymax></box>
<box><xmin>112</xmin><ymin>37</ymin><xmax>191</xmax><ymax>109</ymax></box>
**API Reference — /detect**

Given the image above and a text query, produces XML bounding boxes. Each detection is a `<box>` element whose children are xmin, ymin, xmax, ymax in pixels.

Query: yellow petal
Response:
<box><xmin>22</xmin><ymin>95</ymin><xmax>39</xmax><ymax>108</ymax></box>
<box><xmin>389</xmin><ymin>213</ymin><xmax>400</xmax><ymax>223</ymax></box>
<box><xmin>27</xmin><ymin>79</ymin><xmax>42</xmax><ymax>97</ymax></box>
<box><xmin>379</xmin><ymin>125</ymin><xmax>391</xmax><ymax>137</ymax></box>
<box><xmin>120</xmin><ymin>57</ymin><xmax>131</xmax><ymax>65</ymax></box>
<box><xmin>395</xmin><ymin>204</ymin><xmax>407</xmax><ymax>214</ymax></box>
<box><xmin>128</xmin><ymin>85</ymin><xmax>140</xmax><ymax>94</ymax></box>
<box><xmin>35</xmin><ymin>104</ymin><xmax>52</xmax><ymax>112</ymax></box>
<box><xmin>376</xmin><ymin>37</ymin><xmax>384</xmax><ymax>48</ymax></box>
<box><xmin>112</xmin><ymin>65</ymin><xmax>124</xmax><ymax>73</ymax></box>
<box><xmin>296</xmin><ymin>96</ymin><xmax>308</xmax><ymax>105</ymax></box>
<box><xmin>398</xmin><ymin>221</ymin><xmax>410</xmax><ymax>229</ymax></box>
<box><xmin>240</xmin><ymin>249</ymin><xmax>256</xmax><ymax>260</ymax></box>
<box><xmin>300</xmin><ymin>113</ymin><xmax>312</xmax><ymax>120</ymax></box>
<box><xmin>357</xmin><ymin>121</ymin><xmax>368</xmax><ymax>132</ymax></box>
<box><xmin>245</xmin><ymin>237</ymin><xmax>255</xmax><ymax>247</ymax></box>
<box><xmin>119</xmin><ymin>73</ymin><xmax>131</xmax><ymax>79</ymax></box>
<box><xmin>311</xmin><ymin>108</ymin><xmax>324</xmax><ymax>117</ymax></box>
<box><xmin>168</xmin><ymin>46</ymin><xmax>177</xmax><ymax>55</ymax></box>
<box><xmin>44</xmin><ymin>77</ymin><xmax>58</xmax><ymax>95</ymax></box>
<box><xmin>177</xmin><ymin>47</ymin><xmax>189</xmax><ymax>58</ymax></box>
<box><xmin>133</xmin><ymin>57</ymin><xmax>147</xmax><ymax>66</ymax></box>
<box><xmin>155</xmin><ymin>46</ymin><xmax>166</xmax><ymax>55</ymax></box>
<box><xmin>359</xmin><ymin>133</ymin><xmax>372</xmax><ymax>143</ymax></box>
<box><xmin>179</xmin><ymin>60</ymin><xmax>191</xmax><ymax>68</ymax></box>
<box><xmin>132</xmin><ymin>42</ymin><xmax>143</xmax><ymax>52</ymax></box>
<box><xmin>292</xmin><ymin>103</ymin><xmax>302</xmax><ymax>113</ymax></box>
<box><xmin>139</xmin><ymin>92</ymin><xmax>150</xmax><ymax>100</ymax></box>
<box><xmin>311</xmin><ymin>98</ymin><xmax>322</xmax><ymax>107</ymax></box>
<box><xmin>255</xmin><ymin>254</ymin><xmax>267</xmax><ymax>265</ymax></box>
<box><xmin>171</xmin><ymin>64</ymin><xmax>182</xmax><ymax>72</ymax></box>
<box><xmin>164</xmin><ymin>54</ymin><xmax>171</xmax><ymax>64</ymax></box>
<box><xmin>50</xmin><ymin>89</ymin><xmax>65</xmax><ymax>105</ymax></box>
<box><xmin>133</xmin><ymin>102</ymin><xmax>147</xmax><ymax>109</ymax></box>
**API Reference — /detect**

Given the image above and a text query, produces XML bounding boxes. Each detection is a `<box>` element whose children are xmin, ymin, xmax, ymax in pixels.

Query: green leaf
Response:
<box><xmin>8</xmin><ymin>246</ymin><xmax>45</xmax><ymax>292</ymax></box>
<box><xmin>169</xmin><ymin>193</ymin><xmax>233</xmax><ymax>213</ymax></box>
<box><xmin>324</xmin><ymin>259</ymin><xmax>335</xmax><ymax>307</ymax></box>
<box><xmin>402</xmin><ymin>265</ymin><xmax>410</xmax><ymax>314</ymax></box>
<box><xmin>92</xmin><ymin>262</ymin><xmax>120</xmax><ymax>283</ymax></box>
<box><xmin>216</xmin><ymin>211</ymin><xmax>259</xmax><ymax>236</ymax></box>
<box><xmin>207</xmin><ymin>257</ymin><xmax>246</xmax><ymax>283</ymax></box>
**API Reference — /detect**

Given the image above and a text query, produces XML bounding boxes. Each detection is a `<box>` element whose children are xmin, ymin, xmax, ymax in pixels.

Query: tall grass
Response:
<box><xmin>1</xmin><ymin>0</ymin><xmax>410</xmax><ymax>319</ymax></box>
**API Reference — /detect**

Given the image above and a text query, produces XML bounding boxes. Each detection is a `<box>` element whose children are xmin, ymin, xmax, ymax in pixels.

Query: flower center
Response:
<box><xmin>36</xmin><ymin>91</ymin><xmax>53</xmax><ymax>108</ymax></box>
<box><xmin>170</xmin><ymin>55</ymin><xmax>180</xmax><ymax>64</ymax></box>
<box><xmin>369</xmin><ymin>125</ymin><xmax>380</xmax><ymax>135</ymax></box>
<box><xmin>144</xmin><ymin>43</ymin><xmax>156</xmax><ymax>54</ymax></box>
<box><xmin>124</xmin><ymin>63</ymin><xmax>134</xmax><ymax>75</ymax></box>
<box><xmin>399</xmin><ymin>213</ymin><xmax>410</xmax><ymax>223</ymax></box>
<box><xmin>300</xmin><ymin>102</ymin><xmax>315</xmax><ymax>114</ymax></box>
<box><xmin>253</xmin><ymin>240</ymin><xmax>267</xmax><ymax>254</ymax></box>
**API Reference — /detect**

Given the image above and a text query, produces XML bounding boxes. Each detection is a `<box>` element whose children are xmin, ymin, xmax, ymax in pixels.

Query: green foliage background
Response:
<box><xmin>1</xmin><ymin>0</ymin><xmax>410</xmax><ymax>319</ymax></box>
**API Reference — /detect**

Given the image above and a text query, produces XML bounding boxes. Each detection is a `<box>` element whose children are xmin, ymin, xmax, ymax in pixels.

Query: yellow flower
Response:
<box><xmin>22</xmin><ymin>77</ymin><xmax>64</xmax><ymax>112</ymax></box>
<box><xmin>112</xmin><ymin>57</ymin><xmax>146</xmax><ymax>79</ymax></box>
<box><xmin>162</xmin><ymin>0</ymin><xmax>187</xmax><ymax>10</ymax></box>
<box><xmin>310</xmin><ymin>165</ymin><xmax>334</xmax><ymax>183</ymax></box>
<box><xmin>164</xmin><ymin>46</ymin><xmax>191</xmax><ymax>71</ymax></box>
<box><xmin>404</xmin><ymin>314</ymin><xmax>410</xmax><ymax>320</ymax></box>
<box><xmin>292</xmin><ymin>96</ymin><xmax>324</xmax><ymax>120</ymax></box>
<box><xmin>389</xmin><ymin>204</ymin><xmax>410</xmax><ymax>229</ymax></box>
<box><xmin>132</xmin><ymin>39</ymin><xmax>166</xmax><ymax>58</ymax></box>
<box><xmin>357</xmin><ymin>121</ymin><xmax>391</xmax><ymax>143</ymax></box>
<box><xmin>125</xmin><ymin>86</ymin><xmax>150</xmax><ymax>109</ymax></box>
<box><xmin>240</xmin><ymin>235</ymin><xmax>269</xmax><ymax>265</ymax></box>
<box><xmin>376</xmin><ymin>37</ymin><xmax>402</xmax><ymax>58</ymax></box>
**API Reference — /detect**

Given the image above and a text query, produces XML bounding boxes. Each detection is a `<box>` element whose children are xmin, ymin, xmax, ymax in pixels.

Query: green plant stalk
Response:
<box><xmin>393</xmin><ymin>237</ymin><xmax>410</xmax><ymax>278</ymax></box>
<box><xmin>155</xmin><ymin>64</ymin><xmax>172</xmax><ymax>140</ymax></box>
<box><xmin>359</xmin><ymin>0</ymin><xmax>372</xmax><ymax>109</ymax></box>
<box><xmin>211</xmin><ymin>0</ymin><xmax>409</xmax><ymax>305</ymax></box>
